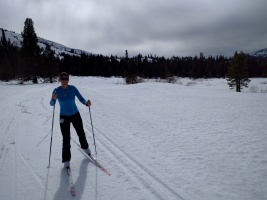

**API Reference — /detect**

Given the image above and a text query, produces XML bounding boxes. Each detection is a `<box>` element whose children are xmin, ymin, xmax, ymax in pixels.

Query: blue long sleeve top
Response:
<box><xmin>50</xmin><ymin>85</ymin><xmax>87</xmax><ymax>116</ymax></box>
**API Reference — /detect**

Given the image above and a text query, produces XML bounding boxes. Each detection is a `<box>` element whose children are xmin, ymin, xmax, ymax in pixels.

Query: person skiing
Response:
<box><xmin>50</xmin><ymin>72</ymin><xmax>91</xmax><ymax>168</ymax></box>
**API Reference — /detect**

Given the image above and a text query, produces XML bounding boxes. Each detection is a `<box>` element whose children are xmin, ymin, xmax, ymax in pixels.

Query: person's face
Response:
<box><xmin>60</xmin><ymin>76</ymin><xmax>69</xmax><ymax>86</ymax></box>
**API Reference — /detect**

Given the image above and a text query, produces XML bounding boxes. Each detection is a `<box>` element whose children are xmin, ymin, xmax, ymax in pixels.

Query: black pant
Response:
<box><xmin>60</xmin><ymin>112</ymin><xmax>89</xmax><ymax>163</ymax></box>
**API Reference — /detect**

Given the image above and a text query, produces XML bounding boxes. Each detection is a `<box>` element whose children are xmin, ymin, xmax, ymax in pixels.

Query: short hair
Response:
<box><xmin>59</xmin><ymin>72</ymin><xmax>69</xmax><ymax>78</ymax></box>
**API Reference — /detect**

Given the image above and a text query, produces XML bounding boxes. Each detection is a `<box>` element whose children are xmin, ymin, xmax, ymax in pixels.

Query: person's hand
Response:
<box><xmin>86</xmin><ymin>100</ymin><xmax>91</xmax><ymax>107</ymax></box>
<box><xmin>52</xmin><ymin>92</ymin><xmax>57</xmax><ymax>101</ymax></box>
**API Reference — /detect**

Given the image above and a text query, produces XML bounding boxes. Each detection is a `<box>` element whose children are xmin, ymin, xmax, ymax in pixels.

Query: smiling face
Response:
<box><xmin>60</xmin><ymin>76</ymin><xmax>69</xmax><ymax>88</ymax></box>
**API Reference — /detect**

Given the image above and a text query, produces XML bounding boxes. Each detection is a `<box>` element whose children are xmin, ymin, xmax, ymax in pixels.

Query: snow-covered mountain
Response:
<box><xmin>1</xmin><ymin>28</ymin><xmax>267</xmax><ymax>59</ymax></box>
<box><xmin>249</xmin><ymin>48</ymin><xmax>267</xmax><ymax>58</ymax></box>
<box><xmin>0</xmin><ymin>28</ymin><xmax>92</xmax><ymax>57</ymax></box>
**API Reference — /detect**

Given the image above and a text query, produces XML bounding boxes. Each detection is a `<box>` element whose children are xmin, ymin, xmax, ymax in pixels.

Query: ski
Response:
<box><xmin>66</xmin><ymin>167</ymin><xmax>76</xmax><ymax>196</ymax></box>
<box><xmin>72</xmin><ymin>139</ymin><xmax>110</xmax><ymax>176</ymax></box>
<box><xmin>78</xmin><ymin>147</ymin><xmax>111</xmax><ymax>176</ymax></box>
<box><xmin>89</xmin><ymin>153</ymin><xmax>111</xmax><ymax>176</ymax></box>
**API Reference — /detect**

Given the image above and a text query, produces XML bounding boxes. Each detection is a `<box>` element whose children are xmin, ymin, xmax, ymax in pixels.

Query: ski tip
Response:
<box><xmin>104</xmin><ymin>169</ymin><xmax>111</xmax><ymax>176</ymax></box>
<box><xmin>71</xmin><ymin>186</ymin><xmax>76</xmax><ymax>196</ymax></box>
<box><xmin>71</xmin><ymin>190</ymin><xmax>76</xmax><ymax>196</ymax></box>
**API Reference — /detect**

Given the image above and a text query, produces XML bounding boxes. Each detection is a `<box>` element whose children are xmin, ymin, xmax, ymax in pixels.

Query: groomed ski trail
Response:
<box><xmin>79</xmin><ymin>87</ymin><xmax>189</xmax><ymax>200</ymax></box>
<box><xmin>0</xmin><ymin>84</ymin><xmax>55</xmax><ymax>200</ymax></box>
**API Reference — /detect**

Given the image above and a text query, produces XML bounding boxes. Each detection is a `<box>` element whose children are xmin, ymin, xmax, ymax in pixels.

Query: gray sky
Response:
<box><xmin>0</xmin><ymin>0</ymin><xmax>267</xmax><ymax>57</ymax></box>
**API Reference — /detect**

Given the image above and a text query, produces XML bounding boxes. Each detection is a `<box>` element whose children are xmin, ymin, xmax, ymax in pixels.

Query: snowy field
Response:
<box><xmin>0</xmin><ymin>77</ymin><xmax>267</xmax><ymax>200</ymax></box>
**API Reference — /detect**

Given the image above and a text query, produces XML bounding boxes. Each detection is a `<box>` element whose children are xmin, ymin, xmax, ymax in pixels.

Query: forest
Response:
<box><xmin>0</xmin><ymin>19</ymin><xmax>267</xmax><ymax>83</ymax></box>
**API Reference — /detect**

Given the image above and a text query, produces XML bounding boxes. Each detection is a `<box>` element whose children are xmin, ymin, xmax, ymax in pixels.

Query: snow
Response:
<box><xmin>0</xmin><ymin>77</ymin><xmax>267</xmax><ymax>200</ymax></box>
<box><xmin>249</xmin><ymin>48</ymin><xmax>267</xmax><ymax>57</ymax></box>
<box><xmin>1</xmin><ymin>29</ymin><xmax>92</xmax><ymax>57</ymax></box>
<box><xmin>2</xmin><ymin>29</ymin><xmax>267</xmax><ymax>59</ymax></box>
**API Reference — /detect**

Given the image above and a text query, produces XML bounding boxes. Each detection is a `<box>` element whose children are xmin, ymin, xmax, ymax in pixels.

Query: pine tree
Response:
<box><xmin>1</xmin><ymin>28</ymin><xmax>8</xmax><ymax>49</ymax></box>
<box><xmin>20</xmin><ymin>18</ymin><xmax>40</xmax><ymax>83</ymax></box>
<box><xmin>0</xmin><ymin>29</ymin><xmax>13</xmax><ymax>81</ymax></box>
<box><xmin>41</xmin><ymin>44</ymin><xmax>58</xmax><ymax>82</ymax></box>
<box><xmin>125</xmin><ymin>50</ymin><xmax>128</xmax><ymax>59</ymax></box>
<box><xmin>227</xmin><ymin>51</ymin><xmax>250</xmax><ymax>92</ymax></box>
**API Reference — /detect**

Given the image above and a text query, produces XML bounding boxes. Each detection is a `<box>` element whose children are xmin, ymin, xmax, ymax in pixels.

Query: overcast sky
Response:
<box><xmin>0</xmin><ymin>0</ymin><xmax>267</xmax><ymax>57</ymax></box>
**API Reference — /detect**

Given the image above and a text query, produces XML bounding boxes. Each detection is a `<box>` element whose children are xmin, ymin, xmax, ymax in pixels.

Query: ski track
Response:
<box><xmin>1</xmin><ymin>79</ymin><xmax>266</xmax><ymax>200</ymax></box>
<box><xmin>12</xmin><ymin>141</ymin><xmax>17</xmax><ymax>200</ymax></box>
<box><xmin>92</xmin><ymin>124</ymin><xmax>185</xmax><ymax>200</ymax></box>
<box><xmin>80</xmin><ymin>89</ymin><xmax>187</xmax><ymax>200</ymax></box>
<box><xmin>0</xmin><ymin>91</ymin><xmax>20</xmax><ymax>174</ymax></box>
<box><xmin>0</xmin><ymin>84</ymin><xmax>55</xmax><ymax>200</ymax></box>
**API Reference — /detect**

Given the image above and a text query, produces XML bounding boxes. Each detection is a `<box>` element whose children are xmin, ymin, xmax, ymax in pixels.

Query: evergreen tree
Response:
<box><xmin>1</xmin><ymin>28</ymin><xmax>8</xmax><ymax>48</ymax></box>
<box><xmin>125</xmin><ymin>50</ymin><xmax>128</xmax><ymax>59</ymax></box>
<box><xmin>20</xmin><ymin>18</ymin><xmax>40</xmax><ymax>83</ymax></box>
<box><xmin>0</xmin><ymin>29</ymin><xmax>13</xmax><ymax>81</ymax></box>
<box><xmin>227</xmin><ymin>51</ymin><xmax>250</xmax><ymax>92</ymax></box>
<box><xmin>40</xmin><ymin>44</ymin><xmax>58</xmax><ymax>82</ymax></box>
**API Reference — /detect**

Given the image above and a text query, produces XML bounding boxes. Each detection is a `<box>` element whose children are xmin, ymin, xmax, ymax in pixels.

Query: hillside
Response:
<box><xmin>249</xmin><ymin>48</ymin><xmax>267</xmax><ymax>58</ymax></box>
<box><xmin>1</xmin><ymin>28</ymin><xmax>267</xmax><ymax>59</ymax></box>
<box><xmin>0</xmin><ymin>28</ymin><xmax>92</xmax><ymax>58</ymax></box>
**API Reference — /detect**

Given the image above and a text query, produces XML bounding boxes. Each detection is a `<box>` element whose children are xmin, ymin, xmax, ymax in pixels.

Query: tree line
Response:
<box><xmin>1</xmin><ymin>18</ymin><xmax>267</xmax><ymax>84</ymax></box>
<box><xmin>54</xmin><ymin>51</ymin><xmax>267</xmax><ymax>79</ymax></box>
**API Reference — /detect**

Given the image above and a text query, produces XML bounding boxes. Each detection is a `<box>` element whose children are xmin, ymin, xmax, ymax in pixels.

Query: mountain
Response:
<box><xmin>0</xmin><ymin>28</ymin><xmax>92</xmax><ymax>58</ymax></box>
<box><xmin>1</xmin><ymin>28</ymin><xmax>267</xmax><ymax>59</ymax></box>
<box><xmin>249</xmin><ymin>48</ymin><xmax>267</xmax><ymax>58</ymax></box>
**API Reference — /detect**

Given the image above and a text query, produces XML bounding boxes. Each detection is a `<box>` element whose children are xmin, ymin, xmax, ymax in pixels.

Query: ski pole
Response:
<box><xmin>89</xmin><ymin>106</ymin><xmax>97</xmax><ymax>155</ymax></box>
<box><xmin>48</xmin><ymin>102</ymin><xmax>55</xmax><ymax>168</ymax></box>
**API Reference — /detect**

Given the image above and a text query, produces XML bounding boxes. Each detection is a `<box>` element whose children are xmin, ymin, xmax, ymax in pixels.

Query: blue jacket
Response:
<box><xmin>50</xmin><ymin>85</ymin><xmax>87</xmax><ymax>116</ymax></box>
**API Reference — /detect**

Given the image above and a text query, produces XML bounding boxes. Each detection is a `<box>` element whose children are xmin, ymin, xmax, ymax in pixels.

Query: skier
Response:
<box><xmin>50</xmin><ymin>72</ymin><xmax>91</xmax><ymax>168</ymax></box>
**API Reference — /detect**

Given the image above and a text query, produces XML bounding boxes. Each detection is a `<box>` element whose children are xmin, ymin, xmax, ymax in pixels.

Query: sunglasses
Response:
<box><xmin>60</xmin><ymin>77</ymin><xmax>69</xmax><ymax>81</ymax></box>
